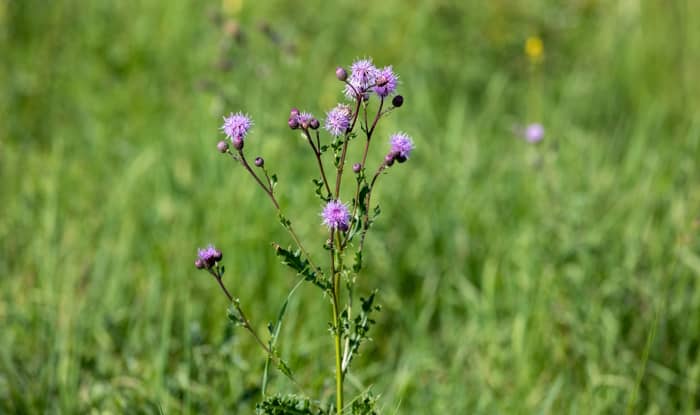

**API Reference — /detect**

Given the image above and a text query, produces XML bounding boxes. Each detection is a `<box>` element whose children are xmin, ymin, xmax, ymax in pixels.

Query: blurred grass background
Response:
<box><xmin>1</xmin><ymin>0</ymin><xmax>700</xmax><ymax>413</ymax></box>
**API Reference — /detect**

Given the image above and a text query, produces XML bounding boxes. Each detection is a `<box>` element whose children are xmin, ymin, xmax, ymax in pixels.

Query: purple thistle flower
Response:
<box><xmin>295</xmin><ymin>111</ymin><xmax>315</xmax><ymax>129</ymax></box>
<box><xmin>373</xmin><ymin>66</ymin><xmax>398</xmax><ymax>98</ymax></box>
<box><xmin>321</xmin><ymin>200</ymin><xmax>351</xmax><ymax>232</ymax></box>
<box><xmin>196</xmin><ymin>244</ymin><xmax>222</xmax><ymax>269</ymax></box>
<box><xmin>344</xmin><ymin>58</ymin><xmax>378</xmax><ymax>100</ymax></box>
<box><xmin>221</xmin><ymin>112</ymin><xmax>253</xmax><ymax>141</ymax></box>
<box><xmin>524</xmin><ymin>123</ymin><xmax>545</xmax><ymax>143</ymax></box>
<box><xmin>389</xmin><ymin>132</ymin><xmax>414</xmax><ymax>160</ymax></box>
<box><xmin>324</xmin><ymin>104</ymin><xmax>352</xmax><ymax>136</ymax></box>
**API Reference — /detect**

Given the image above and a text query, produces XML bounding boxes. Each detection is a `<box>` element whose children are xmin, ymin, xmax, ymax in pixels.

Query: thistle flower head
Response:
<box><xmin>321</xmin><ymin>200</ymin><xmax>351</xmax><ymax>232</ymax></box>
<box><xmin>221</xmin><ymin>112</ymin><xmax>253</xmax><ymax>141</ymax></box>
<box><xmin>295</xmin><ymin>111</ymin><xmax>315</xmax><ymax>129</ymax></box>
<box><xmin>324</xmin><ymin>104</ymin><xmax>352</xmax><ymax>136</ymax></box>
<box><xmin>196</xmin><ymin>244</ymin><xmax>222</xmax><ymax>269</ymax></box>
<box><xmin>373</xmin><ymin>66</ymin><xmax>398</xmax><ymax>98</ymax></box>
<box><xmin>389</xmin><ymin>132</ymin><xmax>414</xmax><ymax>160</ymax></box>
<box><xmin>524</xmin><ymin>123</ymin><xmax>544</xmax><ymax>143</ymax></box>
<box><xmin>344</xmin><ymin>58</ymin><xmax>378</xmax><ymax>100</ymax></box>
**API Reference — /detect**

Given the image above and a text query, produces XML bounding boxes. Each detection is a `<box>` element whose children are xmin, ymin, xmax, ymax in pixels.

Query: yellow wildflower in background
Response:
<box><xmin>222</xmin><ymin>0</ymin><xmax>243</xmax><ymax>16</ymax></box>
<box><xmin>525</xmin><ymin>36</ymin><xmax>544</xmax><ymax>63</ymax></box>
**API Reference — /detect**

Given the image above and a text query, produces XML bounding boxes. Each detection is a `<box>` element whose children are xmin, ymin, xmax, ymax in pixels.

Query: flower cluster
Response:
<box><xmin>343</xmin><ymin>58</ymin><xmax>398</xmax><ymax>101</ymax></box>
<box><xmin>198</xmin><ymin>58</ymin><xmax>415</xmax><ymax>414</ymax></box>
<box><xmin>288</xmin><ymin>108</ymin><xmax>319</xmax><ymax>130</ymax></box>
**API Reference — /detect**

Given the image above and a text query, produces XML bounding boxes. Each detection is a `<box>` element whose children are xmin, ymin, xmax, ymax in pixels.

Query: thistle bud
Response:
<box><xmin>352</xmin><ymin>163</ymin><xmax>361</xmax><ymax>173</ymax></box>
<box><xmin>254</xmin><ymin>156</ymin><xmax>264</xmax><ymax>167</ymax></box>
<box><xmin>384</xmin><ymin>152</ymin><xmax>396</xmax><ymax>167</ymax></box>
<box><xmin>335</xmin><ymin>67</ymin><xmax>347</xmax><ymax>81</ymax></box>
<box><xmin>217</xmin><ymin>140</ymin><xmax>229</xmax><ymax>153</ymax></box>
<box><xmin>288</xmin><ymin>117</ymin><xmax>299</xmax><ymax>129</ymax></box>
<box><xmin>232</xmin><ymin>135</ymin><xmax>244</xmax><ymax>150</ymax></box>
<box><xmin>309</xmin><ymin>118</ymin><xmax>320</xmax><ymax>130</ymax></box>
<box><xmin>195</xmin><ymin>258</ymin><xmax>206</xmax><ymax>269</ymax></box>
<box><xmin>290</xmin><ymin>108</ymin><xmax>300</xmax><ymax>117</ymax></box>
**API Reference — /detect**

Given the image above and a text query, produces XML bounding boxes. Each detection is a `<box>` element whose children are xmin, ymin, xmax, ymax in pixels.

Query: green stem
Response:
<box><xmin>229</xmin><ymin>150</ymin><xmax>323</xmax><ymax>278</ymax></box>
<box><xmin>329</xmin><ymin>230</ymin><xmax>344</xmax><ymax>414</ymax></box>
<box><xmin>332</xmin><ymin>293</ymin><xmax>343</xmax><ymax>415</ymax></box>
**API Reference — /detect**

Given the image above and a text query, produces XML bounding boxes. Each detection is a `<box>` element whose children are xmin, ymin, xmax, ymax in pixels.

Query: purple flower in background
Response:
<box><xmin>390</xmin><ymin>132</ymin><xmax>414</xmax><ymax>160</ymax></box>
<box><xmin>344</xmin><ymin>58</ymin><xmax>378</xmax><ymax>100</ymax></box>
<box><xmin>373</xmin><ymin>66</ymin><xmax>398</xmax><ymax>98</ymax></box>
<box><xmin>524</xmin><ymin>123</ymin><xmax>544</xmax><ymax>143</ymax></box>
<box><xmin>196</xmin><ymin>244</ymin><xmax>222</xmax><ymax>269</ymax></box>
<box><xmin>222</xmin><ymin>112</ymin><xmax>253</xmax><ymax>141</ymax></box>
<box><xmin>324</xmin><ymin>104</ymin><xmax>352</xmax><ymax>136</ymax></box>
<box><xmin>321</xmin><ymin>200</ymin><xmax>351</xmax><ymax>231</ymax></box>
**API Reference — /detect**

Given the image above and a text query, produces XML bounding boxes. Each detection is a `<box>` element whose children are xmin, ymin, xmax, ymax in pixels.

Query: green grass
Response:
<box><xmin>1</xmin><ymin>0</ymin><xmax>699</xmax><ymax>413</ymax></box>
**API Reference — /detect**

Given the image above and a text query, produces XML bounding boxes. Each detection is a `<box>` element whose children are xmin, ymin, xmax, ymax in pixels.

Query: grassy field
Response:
<box><xmin>2</xmin><ymin>0</ymin><xmax>700</xmax><ymax>413</ymax></box>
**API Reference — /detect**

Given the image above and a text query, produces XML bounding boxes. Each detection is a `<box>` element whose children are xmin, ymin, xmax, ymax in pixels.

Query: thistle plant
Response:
<box><xmin>195</xmin><ymin>58</ymin><xmax>413</xmax><ymax>414</ymax></box>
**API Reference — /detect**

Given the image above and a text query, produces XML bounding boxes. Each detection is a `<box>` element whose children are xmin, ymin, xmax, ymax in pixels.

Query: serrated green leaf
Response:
<box><xmin>273</xmin><ymin>243</ymin><xmax>328</xmax><ymax>290</ymax></box>
<box><xmin>352</xmin><ymin>251</ymin><xmax>363</xmax><ymax>273</ymax></box>
<box><xmin>278</xmin><ymin>213</ymin><xmax>291</xmax><ymax>228</ymax></box>
<box><xmin>277</xmin><ymin>359</ymin><xmax>293</xmax><ymax>378</ymax></box>
<box><xmin>312</xmin><ymin>178</ymin><xmax>328</xmax><ymax>201</ymax></box>
<box><xmin>256</xmin><ymin>393</ymin><xmax>327</xmax><ymax>415</ymax></box>
<box><xmin>342</xmin><ymin>290</ymin><xmax>380</xmax><ymax>374</ymax></box>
